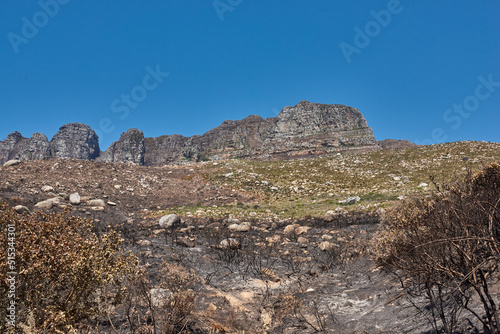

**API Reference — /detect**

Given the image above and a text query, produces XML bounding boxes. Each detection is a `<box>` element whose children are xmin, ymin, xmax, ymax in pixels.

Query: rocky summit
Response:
<box><xmin>1</xmin><ymin>101</ymin><xmax>381</xmax><ymax>165</ymax></box>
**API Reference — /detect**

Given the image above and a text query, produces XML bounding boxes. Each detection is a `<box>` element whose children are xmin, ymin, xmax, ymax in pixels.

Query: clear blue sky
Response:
<box><xmin>1</xmin><ymin>1</ymin><xmax>499</xmax><ymax>149</ymax></box>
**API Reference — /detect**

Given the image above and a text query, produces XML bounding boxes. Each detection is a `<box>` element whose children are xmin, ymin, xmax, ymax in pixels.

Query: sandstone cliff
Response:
<box><xmin>50</xmin><ymin>123</ymin><xmax>100</xmax><ymax>160</ymax></box>
<box><xmin>1</xmin><ymin>101</ymin><xmax>383</xmax><ymax>165</ymax></box>
<box><xmin>100</xmin><ymin>128</ymin><xmax>145</xmax><ymax>165</ymax></box>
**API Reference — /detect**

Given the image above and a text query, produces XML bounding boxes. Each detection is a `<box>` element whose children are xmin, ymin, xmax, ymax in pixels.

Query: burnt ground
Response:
<box><xmin>0</xmin><ymin>159</ymin><xmax>493</xmax><ymax>333</ymax></box>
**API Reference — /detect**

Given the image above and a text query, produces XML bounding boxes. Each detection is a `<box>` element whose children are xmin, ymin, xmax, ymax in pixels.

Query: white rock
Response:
<box><xmin>418</xmin><ymin>182</ymin><xmax>429</xmax><ymax>188</ymax></box>
<box><xmin>107</xmin><ymin>201</ymin><xmax>117</xmax><ymax>206</ymax></box>
<box><xmin>69</xmin><ymin>193</ymin><xmax>81</xmax><ymax>205</ymax></box>
<box><xmin>41</xmin><ymin>185</ymin><xmax>54</xmax><ymax>192</ymax></box>
<box><xmin>3</xmin><ymin>160</ymin><xmax>20</xmax><ymax>167</ymax></box>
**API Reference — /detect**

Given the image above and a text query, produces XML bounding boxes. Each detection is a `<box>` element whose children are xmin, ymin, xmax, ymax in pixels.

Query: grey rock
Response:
<box><xmin>50</xmin><ymin>123</ymin><xmax>100</xmax><ymax>160</ymax></box>
<box><xmin>3</xmin><ymin>159</ymin><xmax>21</xmax><ymax>167</ymax></box>
<box><xmin>159</xmin><ymin>214</ymin><xmax>181</xmax><ymax>228</ymax></box>
<box><xmin>0</xmin><ymin>132</ymin><xmax>27</xmax><ymax>165</ymax></box>
<box><xmin>339</xmin><ymin>196</ymin><xmax>361</xmax><ymax>205</ymax></box>
<box><xmin>99</xmin><ymin>128</ymin><xmax>145</xmax><ymax>165</ymax></box>
<box><xmin>69</xmin><ymin>193</ymin><xmax>81</xmax><ymax>205</ymax></box>
<box><xmin>18</xmin><ymin>133</ymin><xmax>51</xmax><ymax>161</ymax></box>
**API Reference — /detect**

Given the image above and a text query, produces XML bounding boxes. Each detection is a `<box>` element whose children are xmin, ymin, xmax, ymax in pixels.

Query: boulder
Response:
<box><xmin>159</xmin><ymin>214</ymin><xmax>181</xmax><ymax>228</ymax></box>
<box><xmin>35</xmin><ymin>200</ymin><xmax>53</xmax><ymax>209</ymax></box>
<box><xmin>14</xmin><ymin>205</ymin><xmax>31</xmax><ymax>215</ymax></box>
<box><xmin>3</xmin><ymin>160</ymin><xmax>20</xmax><ymax>167</ymax></box>
<box><xmin>88</xmin><ymin>199</ymin><xmax>105</xmax><ymax>207</ymax></box>
<box><xmin>227</xmin><ymin>222</ymin><xmax>251</xmax><ymax>232</ymax></box>
<box><xmin>69</xmin><ymin>193</ymin><xmax>81</xmax><ymax>205</ymax></box>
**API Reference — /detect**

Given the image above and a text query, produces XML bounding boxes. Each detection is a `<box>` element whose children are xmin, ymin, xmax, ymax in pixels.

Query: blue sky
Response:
<box><xmin>1</xmin><ymin>1</ymin><xmax>499</xmax><ymax>149</ymax></box>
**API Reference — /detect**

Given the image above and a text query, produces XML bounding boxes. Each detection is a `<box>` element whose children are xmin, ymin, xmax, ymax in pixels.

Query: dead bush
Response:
<box><xmin>374</xmin><ymin>164</ymin><xmax>500</xmax><ymax>333</ymax></box>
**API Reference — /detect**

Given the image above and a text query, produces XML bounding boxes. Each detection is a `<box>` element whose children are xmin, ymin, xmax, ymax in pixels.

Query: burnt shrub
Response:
<box><xmin>374</xmin><ymin>164</ymin><xmax>500</xmax><ymax>334</ymax></box>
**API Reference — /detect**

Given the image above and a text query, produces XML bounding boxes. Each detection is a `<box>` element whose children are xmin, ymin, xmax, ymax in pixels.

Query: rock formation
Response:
<box><xmin>143</xmin><ymin>101</ymin><xmax>379</xmax><ymax>164</ymax></box>
<box><xmin>100</xmin><ymin>128</ymin><xmax>145</xmax><ymax>165</ymax></box>
<box><xmin>1</xmin><ymin>101</ymin><xmax>388</xmax><ymax>165</ymax></box>
<box><xmin>0</xmin><ymin>131</ymin><xmax>50</xmax><ymax>165</ymax></box>
<box><xmin>50</xmin><ymin>123</ymin><xmax>100</xmax><ymax>160</ymax></box>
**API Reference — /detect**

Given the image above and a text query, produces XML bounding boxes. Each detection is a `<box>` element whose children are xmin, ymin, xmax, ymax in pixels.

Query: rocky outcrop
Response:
<box><xmin>0</xmin><ymin>131</ymin><xmax>27</xmax><ymax>164</ymax></box>
<box><xmin>0</xmin><ymin>132</ymin><xmax>51</xmax><ymax>165</ymax></box>
<box><xmin>50</xmin><ymin>123</ymin><xmax>100</xmax><ymax>160</ymax></box>
<box><xmin>100</xmin><ymin>128</ymin><xmax>145</xmax><ymax>165</ymax></box>
<box><xmin>1</xmin><ymin>101</ymin><xmax>383</xmax><ymax>165</ymax></box>
<box><xmin>143</xmin><ymin>101</ymin><xmax>379</xmax><ymax>164</ymax></box>
<box><xmin>18</xmin><ymin>133</ymin><xmax>51</xmax><ymax>161</ymax></box>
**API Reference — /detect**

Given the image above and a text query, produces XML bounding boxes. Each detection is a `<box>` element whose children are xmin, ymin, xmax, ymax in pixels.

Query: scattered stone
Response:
<box><xmin>284</xmin><ymin>224</ymin><xmax>300</xmax><ymax>234</ymax></box>
<box><xmin>90</xmin><ymin>206</ymin><xmax>105</xmax><ymax>211</ymax></box>
<box><xmin>319</xmin><ymin>241</ymin><xmax>334</xmax><ymax>251</ymax></box>
<box><xmin>69</xmin><ymin>192</ymin><xmax>81</xmax><ymax>205</ymax></box>
<box><xmin>88</xmin><ymin>199</ymin><xmax>105</xmax><ymax>207</ymax></box>
<box><xmin>159</xmin><ymin>214</ymin><xmax>181</xmax><ymax>228</ymax></box>
<box><xmin>3</xmin><ymin>160</ymin><xmax>20</xmax><ymax>167</ymax></box>
<box><xmin>14</xmin><ymin>205</ymin><xmax>31</xmax><ymax>215</ymax></box>
<box><xmin>35</xmin><ymin>200</ymin><xmax>53</xmax><ymax>209</ymax></box>
<box><xmin>321</xmin><ymin>234</ymin><xmax>334</xmax><ymax>240</ymax></box>
<box><xmin>48</xmin><ymin>196</ymin><xmax>63</xmax><ymax>205</ymax></box>
<box><xmin>107</xmin><ymin>201</ymin><xmax>117</xmax><ymax>206</ymax></box>
<box><xmin>339</xmin><ymin>196</ymin><xmax>360</xmax><ymax>205</ymax></box>
<box><xmin>295</xmin><ymin>226</ymin><xmax>311</xmax><ymax>235</ymax></box>
<box><xmin>137</xmin><ymin>240</ymin><xmax>152</xmax><ymax>246</ymax></box>
<box><xmin>228</xmin><ymin>222</ymin><xmax>251</xmax><ymax>232</ymax></box>
<box><xmin>297</xmin><ymin>237</ymin><xmax>308</xmax><ymax>244</ymax></box>
<box><xmin>41</xmin><ymin>185</ymin><xmax>54</xmax><ymax>192</ymax></box>
<box><xmin>418</xmin><ymin>182</ymin><xmax>429</xmax><ymax>188</ymax></box>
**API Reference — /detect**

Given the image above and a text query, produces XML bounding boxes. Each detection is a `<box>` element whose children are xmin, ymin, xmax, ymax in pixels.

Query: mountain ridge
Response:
<box><xmin>0</xmin><ymin>101</ymin><xmax>414</xmax><ymax>165</ymax></box>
